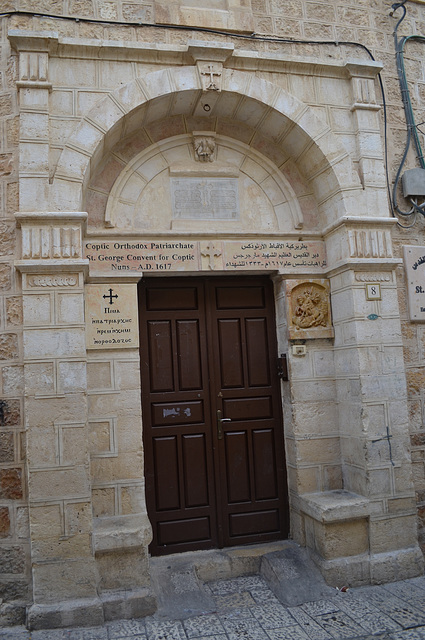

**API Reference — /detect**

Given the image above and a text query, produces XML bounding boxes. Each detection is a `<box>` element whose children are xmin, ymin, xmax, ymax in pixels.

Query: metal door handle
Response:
<box><xmin>217</xmin><ymin>409</ymin><xmax>231</xmax><ymax>440</ymax></box>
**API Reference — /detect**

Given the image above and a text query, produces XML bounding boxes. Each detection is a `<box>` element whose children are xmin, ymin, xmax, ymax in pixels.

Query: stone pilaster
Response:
<box><xmin>15</xmin><ymin>212</ymin><xmax>103</xmax><ymax>629</ymax></box>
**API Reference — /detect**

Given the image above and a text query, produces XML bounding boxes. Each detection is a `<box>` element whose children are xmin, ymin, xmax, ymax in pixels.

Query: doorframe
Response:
<box><xmin>138</xmin><ymin>272</ymin><xmax>291</xmax><ymax>555</ymax></box>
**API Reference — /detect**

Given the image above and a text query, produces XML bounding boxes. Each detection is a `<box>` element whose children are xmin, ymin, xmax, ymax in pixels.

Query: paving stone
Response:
<box><xmin>186</xmin><ymin>637</ymin><xmax>227</xmax><ymax>640</ymax></box>
<box><xmin>391</xmin><ymin>629</ymin><xmax>425</xmax><ymax>640</ymax></box>
<box><xmin>68</xmin><ymin>628</ymin><xmax>108</xmax><ymax>640</ymax></box>
<box><xmin>107</xmin><ymin>618</ymin><xmax>146</xmax><ymax>638</ymax></box>
<box><xmin>145</xmin><ymin>620</ymin><xmax>187</xmax><ymax>640</ymax></box>
<box><xmin>0</xmin><ymin>630</ymin><xmax>30</xmax><ymax>640</ymax></box>
<box><xmin>249</xmin><ymin>587</ymin><xmax>281</xmax><ymax>606</ymax></box>
<box><xmin>213</xmin><ymin>591</ymin><xmax>257</xmax><ymax>612</ymax></box>
<box><xmin>182</xmin><ymin>614</ymin><xmax>225</xmax><ymax>638</ymax></box>
<box><xmin>207</xmin><ymin>576</ymin><xmax>266</xmax><ymax>596</ymax></box>
<box><xmin>315</xmin><ymin>610</ymin><xmax>366</xmax><ymax>638</ymax></box>
<box><xmin>251</xmin><ymin>603</ymin><xmax>298</xmax><ymax>629</ymax></box>
<box><xmin>31</xmin><ymin>630</ymin><xmax>69</xmax><ymax>639</ymax></box>
<box><xmin>287</xmin><ymin>607</ymin><xmax>333</xmax><ymax>639</ymax></box>
<box><xmin>300</xmin><ymin>599</ymin><xmax>340</xmax><ymax>617</ymax></box>
<box><xmin>221</xmin><ymin>617</ymin><xmax>270</xmax><ymax>639</ymax></box>
<box><xmin>265</xmin><ymin>626</ymin><xmax>309</xmax><ymax>640</ymax></box>
<box><xmin>336</xmin><ymin>595</ymin><xmax>402</xmax><ymax>634</ymax></box>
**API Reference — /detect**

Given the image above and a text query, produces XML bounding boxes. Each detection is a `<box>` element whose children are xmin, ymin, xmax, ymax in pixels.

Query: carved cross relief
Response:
<box><xmin>201</xmin><ymin>241</ymin><xmax>223</xmax><ymax>270</ymax></box>
<box><xmin>198</xmin><ymin>61</ymin><xmax>223</xmax><ymax>92</ymax></box>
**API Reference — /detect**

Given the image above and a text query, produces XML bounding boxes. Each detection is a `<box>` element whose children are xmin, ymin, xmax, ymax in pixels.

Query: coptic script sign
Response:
<box><xmin>85</xmin><ymin>284</ymin><xmax>139</xmax><ymax>349</ymax></box>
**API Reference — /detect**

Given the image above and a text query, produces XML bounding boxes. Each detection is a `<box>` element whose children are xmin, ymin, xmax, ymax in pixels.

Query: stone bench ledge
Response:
<box><xmin>299</xmin><ymin>490</ymin><xmax>370</xmax><ymax>523</ymax></box>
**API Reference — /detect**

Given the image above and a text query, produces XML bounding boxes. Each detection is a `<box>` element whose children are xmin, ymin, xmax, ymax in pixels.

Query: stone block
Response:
<box><xmin>24</xmin><ymin>362</ymin><xmax>55</xmax><ymax>395</ymax></box>
<box><xmin>23</xmin><ymin>328</ymin><xmax>86</xmax><ymax>360</ymax></box>
<box><xmin>96</xmin><ymin>548</ymin><xmax>150</xmax><ymax>591</ymax></box>
<box><xmin>92</xmin><ymin>487</ymin><xmax>116</xmax><ymax>517</ymax></box>
<box><xmin>56</xmin><ymin>293</ymin><xmax>84</xmax><ymax>324</ymax></box>
<box><xmin>0</xmin><ymin>399</ymin><xmax>20</xmax><ymax>426</ymax></box>
<box><xmin>0</xmin><ymin>263</ymin><xmax>11</xmax><ymax>291</ymax></box>
<box><xmin>101</xmin><ymin>586</ymin><xmax>156</xmax><ymax>621</ymax></box>
<box><xmin>23</xmin><ymin>294</ymin><xmax>52</xmax><ymax>325</ymax></box>
<box><xmin>0</xmin><ymin>546</ymin><xmax>25</xmax><ymax>574</ymax></box>
<box><xmin>369</xmin><ymin>514</ymin><xmax>418</xmax><ymax>554</ymax></box>
<box><xmin>0</xmin><ymin>334</ymin><xmax>18</xmax><ymax>361</ymax></box>
<box><xmin>305</xmin><ymin>516</ymin><xmax>369</xmax><ymax>560</ymax></box>
<box><xmin>32</xmin><ymin>558</ymin><xmax>98</xmax><ymax>604</ymax></box>
<box><xmin>0</xmin><ymin>431</ymin><xmax>14</xmax><ymax>462</ymax></box>
<box><xmin>0</xmin><ymin>222</ymin><xmax>15</xmax><ymax>256</ymax></box>
<box><xmin>0</xmin><ymin>602</ymin><xmax>26</xmax><ymax>627</ymax></box>
<box><xmin>30</xmin><ymin>466</ymin><xmax>90</xmax><ymax>501</ymax></box>
<box><xmin>16</xmin><ymin>507</ymin><xmax>29</xmax><ymax>538</ymax></box>
<box><xmin>0</xmin><ymin>468</ymin><xmax>22</xmax><ymax>499</ymax></box>
<box><xmin>57</xmin><ymin>361</ymin><xmax>86</xmax><ymax>393</ymax></box>
<box><xmin>2</xmin><ymin>365</ymin><xmax>24</xmax><ymax>395</ymax></box>
<box><xmin>27</xmin><ymin>597</ymin><xmax>104</xmax><ymax>630</ymax></box>
<box><xmin>0</xmin><ymin>506</ymin><xmax>10</xmax><ymax>538</ymax></box>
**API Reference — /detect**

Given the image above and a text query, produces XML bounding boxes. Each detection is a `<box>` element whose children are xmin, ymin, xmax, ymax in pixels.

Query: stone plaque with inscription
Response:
<box><xmin>403</xmin><ymin>245</ymin><xmax>425</xmax><ymax>321</ymax></box>
<box><xmin>224</xmin><ymin>240</ymin><xmax>327</xmax><ymax>271</ymax></box>
<box><xmin>85</xmin><ymin>284</ymin><xmax>139</xmax><ymax>349</ymax></box>
<box><xmin>171</xmin><ymin>177</ymin><xmax>239</xmax><ymax>219</ymax></box>
<box><xmin>85</xmin><ymin>240</ymin><xmax>200</xmax><ymax>274</ymax></box>
<box><xmin>84</xmin><ymin>238</ymin><xmax>327</xmax><ymax>275</ymax></box>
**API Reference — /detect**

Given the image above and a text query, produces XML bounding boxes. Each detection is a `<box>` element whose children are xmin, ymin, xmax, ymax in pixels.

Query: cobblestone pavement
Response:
<box><xmin>2</xmin><ymin>575</ymin><xmax>425</xmax><ymax>640</ymax></box>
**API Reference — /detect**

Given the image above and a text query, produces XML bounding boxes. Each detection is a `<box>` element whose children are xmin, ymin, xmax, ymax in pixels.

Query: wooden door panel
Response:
<box><xmin>215</xmin><ymin>285</ymin><xmax>265</xmax><ymax>309</ymax></box>
<box><xmin>146</xmin><ymin>286</ymin><xmax>198</xmax><ymax>310</ymax></box>
<box><xmin>153</xmin><ymin>436</ymin><xmax>180</xmax><ymax>511</ymax></box>
<box><xmin>224</xmin><ymin>431</ymin><xmax>251</xmax><ymax>503</ymax></box>
<box><xmin>252</xmin><ymin>429</ymin><xmax>279</xmax><ymax>500</ymax></box>
<box><xmin>229</xmin><ymin>509</ymin><xmax>280</xmax><ymax>537</ymax></box>
<box><xmin>152</xmin><ymin>401</ymin><xmax>204</xmax><ymax>427</ymax></box>
<box><xmin>222</xmin><ymin>396</ymin><xmax>273</xmax><ymax>420</ymax></box>
<box><xmin>217</xmin><ymin>319</ymin><xmax>244</xmax><ymax>388</ymax></box>
<box><xmin>245</xmin><ymin>318</ymin><xmax>271</xmax><ymax>386</ymax></box>
<box><xmin>147</xmin><ymin>321</ymin><xmax>174</xmax><ymax>392</ymax></box>
<box><xmin>158</xmin><ymin>516</ymin><xmax>211</xmax><ymax>546</ymax></box>
<box><xmin>176</xmin><ymin>320</ymin><xmax>203</xmax><ymax>390</ymax></box>
<box><xmin>182</xmin><ymin>434</ymin><xmax>210</xmax><ymax>507</ymax></box>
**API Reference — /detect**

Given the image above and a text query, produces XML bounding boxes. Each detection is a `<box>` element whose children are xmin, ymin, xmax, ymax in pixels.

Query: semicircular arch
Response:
<box><xmin>51</xmin><ymin>66</ymin><xmax>361</xmax><ymax>229</ymax></box>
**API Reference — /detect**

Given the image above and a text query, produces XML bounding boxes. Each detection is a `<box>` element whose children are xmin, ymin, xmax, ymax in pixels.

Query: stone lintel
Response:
<box><xmin>299</xmin><ymin>490</ymin><xmax>370</xmax><ymax>523</ymax></box>
<box><xmin>345</xmin><ymin>60</ymin><xmax>384</xmax><ymax>79</ymax></box>
<box><xmin>15</xmin><ymin>260</ymin><xmax>89</xmax><ymax>275</ymax></box>
<box><xmin>325</xmin><ymin>258</ymin><xmax>402</xmax><ymax>279</ymax></box>
<box><xmin>188</xmin><ymin>40</ymin><xmax>234</xmax><ymax>63</ymax></box>
<box><xmin>15</xmin><ymin>211</ymin><xmax>88</xmax><ymax>226</ymax></box>
<box><xmin>323</xmin><ymin>216</ymin><xmax>397</xmax><ymax>238</ymax></box>
<box><xmin>8</xmin><ymin>30</ymin><xmax>384</xmax><ymax>80</ymax></box>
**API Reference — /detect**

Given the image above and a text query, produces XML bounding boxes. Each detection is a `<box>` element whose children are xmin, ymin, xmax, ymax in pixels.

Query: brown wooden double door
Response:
<box><xmin>139</xmin><ymin>276</ymin><xmax>289</xmax><ymax>556</ymax></box>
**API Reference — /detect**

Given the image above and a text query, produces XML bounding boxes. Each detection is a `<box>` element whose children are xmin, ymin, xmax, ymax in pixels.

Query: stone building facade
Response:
<box><xmin>1</xmin><ymin>0</ymin><xmax>425</xmax><ymax>630</ymax></box>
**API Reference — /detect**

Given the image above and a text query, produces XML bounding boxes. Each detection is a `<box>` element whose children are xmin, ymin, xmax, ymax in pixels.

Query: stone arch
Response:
<box><xmin>51</xmin><ymin>67</ymin><xmax>362</xmax><ymax>230</ymax></box>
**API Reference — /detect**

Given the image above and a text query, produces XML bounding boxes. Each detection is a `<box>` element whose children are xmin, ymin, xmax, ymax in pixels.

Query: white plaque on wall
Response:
<box><xmin>85</xmin><ymin>284</ymin><xmax>139</xmax><ymax>349</ymax></box>
<box><xmin>171</xmin><ymin>177</ymin><xmax>239</xmax><ymax>220</ymax></box>
<box><xmin>403</xmin><ymin>245</ymin><xmax>425</xmax><ymax>321</ymax></box>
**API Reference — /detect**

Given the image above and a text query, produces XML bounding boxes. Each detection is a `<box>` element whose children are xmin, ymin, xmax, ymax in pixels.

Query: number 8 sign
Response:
<box><xmin>366</xmin><ymin>283</ymin><xmax>382</xmax><ymax>300</ymax></box>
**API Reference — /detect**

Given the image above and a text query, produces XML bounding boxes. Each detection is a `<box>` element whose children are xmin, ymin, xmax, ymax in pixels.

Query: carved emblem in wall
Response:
<box><xmin>28</xmin><ymin>275</ymin><xmax>78</xmax><ymax>287</ymax></box>
<box><xmin>286</xmin><ymin>279</ymin><xmax>334</xmax><ymax>339</ymax></box>
<box><xmin>198</xmin><ymin>62</ymin><xmax>223</xmax><ymax>92</ymax></box>
<box><xmin>193</xmin><ymin>132</ymin><xmax>216</xmax><ymax>162</ymax></box>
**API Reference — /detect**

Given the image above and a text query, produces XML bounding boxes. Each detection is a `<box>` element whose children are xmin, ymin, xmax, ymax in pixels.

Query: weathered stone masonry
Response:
<box><xmin>2</xmin><ymin>0</ymin><xmax>425</xmax><ymax>629</ymax></box>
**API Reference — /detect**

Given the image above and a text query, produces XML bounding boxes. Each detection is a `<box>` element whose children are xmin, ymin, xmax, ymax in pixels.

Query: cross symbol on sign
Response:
<box><xmin>103</xmin><ymin>288</ymin><xmax>118</xmax><ymax>304</ymax></box>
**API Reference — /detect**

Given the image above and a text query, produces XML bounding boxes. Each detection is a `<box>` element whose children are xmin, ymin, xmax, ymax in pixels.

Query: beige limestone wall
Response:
<box><xmin>0</xmin><ymin>18</ymin><xmax>29</xmax><ymax>626</ymax></box>
<box><xmin>2</xmin><ymin>0</ymin><xmax>425</xmax><ymax>620</ymax></box>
